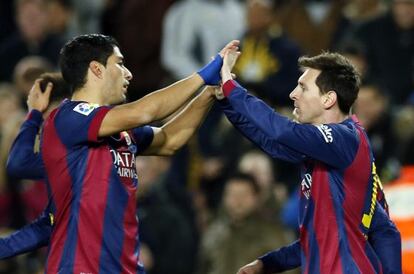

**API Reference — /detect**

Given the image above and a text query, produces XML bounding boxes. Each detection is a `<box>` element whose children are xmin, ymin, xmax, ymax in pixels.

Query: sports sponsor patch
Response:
<box><xmin>73</xmin><ymin>103</ymin><xmax>97</xmax><ymax>116</ymax></box>
<box><xmin>316</xmin><ymin>124</ymin><xmax>333</xmax><ymax>143</ymax></box>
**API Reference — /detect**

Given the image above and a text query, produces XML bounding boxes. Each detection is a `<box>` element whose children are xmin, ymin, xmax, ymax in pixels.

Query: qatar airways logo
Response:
<box><xmin>301</xmin><ymin>173</ymin><xmax>312</xmax><ymax>199</ymax></box>
<box><xmin>110</xmin><ymin>149</ymin><xmax>137</xmax><ymax>179</ymax></box>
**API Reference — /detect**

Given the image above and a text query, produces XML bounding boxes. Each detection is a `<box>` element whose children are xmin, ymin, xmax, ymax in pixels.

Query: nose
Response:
<box><xmin>289</xmin><ymin>86</ymin><xmax>299</xmax><ymax>101</ymax></box>
<box><xmin>125</xmin><ymin>67</ymin><xmax>133</xmax><ymax>81</ymax></box>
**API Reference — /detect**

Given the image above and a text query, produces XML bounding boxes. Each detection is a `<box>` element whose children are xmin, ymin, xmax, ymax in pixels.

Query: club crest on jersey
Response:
<box><xmin>316</xmin><ymin>124</ymin><xmax>333</xmax><ymax>143</ymax></box>
<box><xmin>73</xmin><ymin>103</ymin><xmax>97</xmax><ymax>116</ymax></box>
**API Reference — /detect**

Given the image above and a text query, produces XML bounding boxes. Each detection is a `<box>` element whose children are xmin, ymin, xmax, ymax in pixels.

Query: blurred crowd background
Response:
<box><xmin>0</xmin><ymin>0</ymin><xmax>413</xmax><ymax>273</ymax></box>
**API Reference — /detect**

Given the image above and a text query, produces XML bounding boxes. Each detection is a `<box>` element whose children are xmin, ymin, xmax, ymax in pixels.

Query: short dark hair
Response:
<box><xmin>298</xmin><ymin>52</ymin><xmax>361</xmax><ymax>114</ymax></box>
<box><xmin>226</xmin><ymin>173</ymin><xmax>260</xmax><ymax>194</ymax></box>
<box><xmin>59</xmin><ymin>34</ymin><xmax>119</xmax><ymax>92</ymax></box>
<box><xmin>39</xmin><ymin>72</ymin><xmax>70</xmax><ymax>103</ymax></box>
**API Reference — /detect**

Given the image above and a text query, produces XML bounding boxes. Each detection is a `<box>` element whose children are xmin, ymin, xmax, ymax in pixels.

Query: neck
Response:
<box><xmin>71</xmin><ymin>84</ymin><xmax>105</xmax><ymax>105</ymax></box>
<box><xmin>314</xmin><ymin>111</ymin><xmax>349</xmax><ymax>125</ymax></box>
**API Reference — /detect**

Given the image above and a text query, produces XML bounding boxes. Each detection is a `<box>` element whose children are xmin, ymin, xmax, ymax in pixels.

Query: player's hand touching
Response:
<box><xmin>213</xmin><ymin>86</ymin><xmax>225</xmax><ymax>100</ymax></box>
<box><xmin>236</xmin><ymin>259</ymin><xmax>264</xmax><ymax>274</ymax></box>
<box><xmin>219</xmin><ymin>39</ymin><xmax>240</xmax><ymax>58</ymax></box>
<box><xmin>221</xmin><ymin>47</ymin><xmax>241</xmax><ymax>84</ymax></box>
<box><xmin>27</xmin><ymin>79</ymin><xmax>53</xmax><ymax>113</ymax></box>
<box><xmin>198</xmin><ymin>40</ymin><xmax>240</xmax><ymax>86</ymax></box>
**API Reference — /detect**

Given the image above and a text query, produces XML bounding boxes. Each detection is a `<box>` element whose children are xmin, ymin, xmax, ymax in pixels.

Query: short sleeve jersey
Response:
<box><xmin>41</xmin><ymin>100</ymin><xmax>153</xmax><ymax>274</ymax></box>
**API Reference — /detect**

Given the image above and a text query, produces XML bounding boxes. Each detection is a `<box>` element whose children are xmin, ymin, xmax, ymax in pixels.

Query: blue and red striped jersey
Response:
<box><xmin>221</xmin><ymin>80</ymin><xmax>401</xmax><ymax>274</ymax></box>
<box><xmin>7</xmin><ymin>109</ymin><xmax>45</xmax><ymax>180</ymax></box>
<box><xmin>40</xmin><ymin>100</ymin><xmax>153</xmax><ymax>274</ymax></box>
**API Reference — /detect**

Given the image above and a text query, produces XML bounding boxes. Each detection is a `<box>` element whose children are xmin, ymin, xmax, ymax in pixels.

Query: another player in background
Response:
<box><xmin>1</xmin><ymin>74</ymin><xmax>67</xmax><ymax>260</ymax></box>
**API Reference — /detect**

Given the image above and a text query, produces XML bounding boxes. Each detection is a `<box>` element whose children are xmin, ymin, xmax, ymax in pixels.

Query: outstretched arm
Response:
<box><xmin>142</xmin><ymin>86</ymin><xmax>216</xmax><ymax>156</ymax></box>
<box><xmin>0</xmin><ymin>208</ymin><xmax>53</xmax><ymax>259</ymax></box>
<box><xmin>219</xmin><ymin>51</ymin><xmax>358</xmax><ymax>168</ymax></box>
<box><xmin>219</xmin><ymin>97</ymin><xmax>303</xmax><ymax>163</ymax></box>
<box><xmin>217</xmin><ymin>50</ymin><xmax>303</xmax><ymax>163</ymax></box>
<box><xmin>98</xmin><ymin>40</ymin><xmax>240</xmax><ymax>137</ymax></box>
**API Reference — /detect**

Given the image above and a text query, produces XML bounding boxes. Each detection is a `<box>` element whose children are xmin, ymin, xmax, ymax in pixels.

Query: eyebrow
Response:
<box><xmin>299</xmin><ymin>81</ymin><xmax>307</xmax><ymax>89</ymax></box>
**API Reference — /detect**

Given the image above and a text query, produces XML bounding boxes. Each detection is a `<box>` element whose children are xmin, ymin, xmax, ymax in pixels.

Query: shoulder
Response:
<box><xmin>56</xmin><ymin>101</ymin><xmax>103</xmax><ymax>118</ymax></box>
<box><xmin>301</xmin><ymin>120</ymin><xmax>360</xmax><ymax>150</ymax></box>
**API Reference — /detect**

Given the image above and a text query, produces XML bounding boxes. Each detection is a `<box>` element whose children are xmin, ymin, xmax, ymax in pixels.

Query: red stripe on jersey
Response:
<box><xmin>87</xmin><ymin>107</ymin><xmax>111</xmax><ymax>142</ymax></box>
<box><xmin>312</xmin><ymin>163</ymin><xmax>343</xmax><ymax>274</ymax></box>
<box><xmin>73</xmin><ymin>146</ymin><xmax>113</xmax><ymax>274</ymax></box>
<box><xmin>343</xmin><ymin>128</ymin><xmax>376</xmax><ymax>274</ymax></box>
<box><xmin>42</xmin><ymin>109</ymin><xmax>73</xmax><ymax>273</ymax></box>
<box><xmin>120</xmin><ymin>179</ymin><xmax>139</xmax><ymax>274</ymax></box>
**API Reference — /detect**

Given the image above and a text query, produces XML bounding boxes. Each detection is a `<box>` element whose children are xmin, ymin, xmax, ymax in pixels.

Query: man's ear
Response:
<box><xmin>89</xmin><ymin>61</ymin><xmax>104</xmax><ymax>78</ymax></box>
<box><xmin>323</xmin><ymin>90</ymin><xmax>337</xmax><ymax>109</ymax></box>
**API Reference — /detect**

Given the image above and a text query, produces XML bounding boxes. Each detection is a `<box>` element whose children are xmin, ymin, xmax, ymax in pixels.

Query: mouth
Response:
<box><xmin>293</xmin><ymin>106</ymin><xmax>300</xmax><ymax>116</ymax></box>
<box><xmin>122</xmin><ymin>81</ymin><xmax>129</xmax><ymax>92</ymax></box>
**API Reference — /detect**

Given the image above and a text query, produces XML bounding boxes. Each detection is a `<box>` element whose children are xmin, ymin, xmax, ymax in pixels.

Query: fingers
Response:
<box><xmin>29</xmin><ymin>79</ymin><xmax>42</xmax><ymax>95</ymax></box>
<box><xmin>214</xmin><ymin>86</ymin><xmax>225</xmax><ymax>100</ymax></box>
<box><xmin>224</xmin><ymin>39</ymin><xmax>240</xmax><ymax>49</ymax></box>
<box><xmin>26</xmin><ymin>78</ymin><xmax>53</xmax><ymax>113</ymax></box>
<box><xmin>44</xmin><ymin>82</ymin><xmax>53</xmax><ymax>98</ymax></box>
<box><xmin>220</xmin><ymin>40</ymin><xmax>240</xmax><ymax>57</ymax></box>
<box><xmin>223</xmin><ymin>50</ymin><xmax>241</xmax><ymax>72</ymax></box>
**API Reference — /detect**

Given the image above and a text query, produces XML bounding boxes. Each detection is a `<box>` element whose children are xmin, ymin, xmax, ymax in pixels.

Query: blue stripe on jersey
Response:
<box><xmin>98</xmin><ymin>169</ymin><xmax>129</xmax><ymax>274</ymax></box>
<box><xmin>58</xmin><ymin>147</ymin><xmax>90</xmax><ymax>272</ymax></box>
<box><xmin>43</xmin><ymin>177</ymin><xmax>56</xmax><ymax>221</ymax></box>
<box><xmin>327</xmin><ymin>171</ymin><xmax>360</xmax><ymax>273</ymax></box>
<box><xmin>305</xmin><ymin>200</ymin><xmax>321</xmax><ymax>274</ymax></box>
<box><xmin>137</xmin><ymin>263</ymin><xmax>146</xmax><ymax>274</ymax></box>
<box><xmin>365</xmin><ymin>243</ymin><xmax>382</xmax><ymax>273</ymax></box>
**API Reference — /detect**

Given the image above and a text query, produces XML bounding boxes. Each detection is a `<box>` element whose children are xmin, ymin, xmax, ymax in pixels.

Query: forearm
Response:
<box><xmin>0</xmin><ymin>213</ymin><xmax>51</xmax><ymax>259</ymax></box>
<box><xmin>259</xmin><ymin>240</ymin><xmax>301</xmax><ymax>273</ymax></box>
<box><xmin>138</xmin><ymin>73</ymin><xmax>204</xmax><ymax>121</ymax></box>
<box><xmin>222</xmin><ymin>80</ymin><xmax>356</xmax><ymax>167</ymax></box>
<box><xmin>157</xmin><ymin>87</ymin><xmax>215</xmax><ymax>155</ymax></box>
<box><xmin>220</xmin><ymin>99</ymin><xmax>303</xmax><ymax>163</ymax></box>
<box><xmin>369</xmin><ymin>204</ymin><xmax>402</xmax><ymax>274</ymax></box>
<box><xmin>222</xmin><ymin>80</ymin><xmax>292</xmax><ymax>140</ymax></box>
<box><xmin>6</xmin><ymin>110</ymin><xmax>45</xmax><ymax>179</ymax></box>
<box><xmin>99</xmin><ymin>74</ymin><xmax>204</xmax><ymax>136</ymax></box>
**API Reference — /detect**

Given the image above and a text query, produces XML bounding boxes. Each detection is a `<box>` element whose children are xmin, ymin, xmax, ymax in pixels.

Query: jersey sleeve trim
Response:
<box><xmin>223</xmin><ymin>79</ymin><xmax>239</xmax><ymax>97</ymax></box>
<box><xmin>26</xmin><ymin>110</ymin><xmax>44</xmax><ymax>125</ymax></box>
<box><xmin>87</xmin><ymin>107</ymin><xmax>111</xmax><ymax>142</ymax></box>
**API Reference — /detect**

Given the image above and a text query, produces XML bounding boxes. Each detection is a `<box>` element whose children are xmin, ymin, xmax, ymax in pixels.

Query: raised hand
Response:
<box><xmin>223</xmin><ymin>48</ymin><xmax>241</xmax><ymax>71</ymax></box>
<box><xmin>198</xmin><ymin>40</ymin><xmax>240</xmax><ymax>85</ymax></box>
<box><xmin>27</xmin><ymin>79</ymin><xmax>53</xmax><ymax>113</ymax></box>
<box><xmin>221</xmin><ymin>48</ymin><xmax>241</xmax><ymax>84</ymax></box>
<box><xmin>219</xmin><ymin>40</ymin><xmax>240</xmax><ymax>58</ymax></box>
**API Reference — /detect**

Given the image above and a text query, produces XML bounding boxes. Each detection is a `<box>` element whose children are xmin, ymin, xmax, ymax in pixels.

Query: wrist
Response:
<box><xmin>222</xmin><ymin>79</ymin><xmax>238</xmax><ymax>97</ymax></box>
<box><xmin>26</xmin><ymin>109</ymin><xmax>44</xmax><ymax>123</ymax></box>
<box><xmin>221</xmin><ymin>69</ymin><xmax>232</xmax><ymax>83</ymax></box>
<box><xmin>197</xmin><ymin>54</ymin><xmax>223</xmax><ymax>85</ymax></box>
